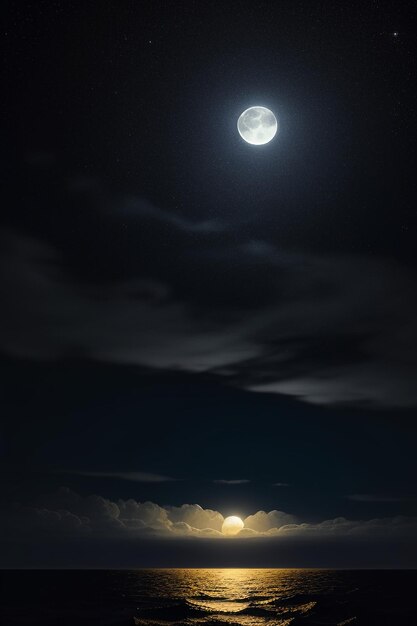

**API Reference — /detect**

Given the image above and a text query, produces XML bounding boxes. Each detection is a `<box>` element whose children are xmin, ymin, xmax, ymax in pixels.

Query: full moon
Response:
<box><xmin>237</xmin><ymin>106</ymin><xmax>278</xmax><ymax>145</ymax></box>
<box><xmin>221</xmin><ymin>515</ymin><xmax>244</xmax><ymax>536</ymax></box>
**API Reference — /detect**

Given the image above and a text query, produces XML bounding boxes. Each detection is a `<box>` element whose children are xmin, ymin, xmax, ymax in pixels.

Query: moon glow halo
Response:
<box><xmin>237</xmin><ymin>106</ymin><xmax>278</xmax><ymax>145</ymax></box>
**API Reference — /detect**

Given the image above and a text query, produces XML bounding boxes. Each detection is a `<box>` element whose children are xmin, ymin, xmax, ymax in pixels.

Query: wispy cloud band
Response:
<box><xmin>67</xmin><ymin>470</ymin><xmax>178</xmax><ymax>483</ymax></box>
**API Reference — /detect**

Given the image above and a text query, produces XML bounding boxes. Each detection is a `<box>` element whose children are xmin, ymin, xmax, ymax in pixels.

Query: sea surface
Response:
<box><xmin>1</xmin><ymin>569</ymin><xmax>416</xmax><ymax>626</ymax></box>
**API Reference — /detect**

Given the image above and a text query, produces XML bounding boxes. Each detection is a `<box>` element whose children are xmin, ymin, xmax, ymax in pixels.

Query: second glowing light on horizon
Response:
<box><xmin>222</xmin><ymin>515</ymin><xmax>245</xmax><ymax>536</ymax></box>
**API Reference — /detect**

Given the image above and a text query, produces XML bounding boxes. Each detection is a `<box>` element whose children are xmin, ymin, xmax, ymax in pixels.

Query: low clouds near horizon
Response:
<box><xmin>2</xmin><ymin>488</ymin><xmax>416</xmax><ymax>543</ymax></box>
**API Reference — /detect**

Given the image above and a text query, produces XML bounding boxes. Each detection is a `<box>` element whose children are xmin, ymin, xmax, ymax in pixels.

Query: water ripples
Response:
<box><xmin>1</xmin><ymin>568</ymin><xmax>417</xmax><ymax>625</ymax></box>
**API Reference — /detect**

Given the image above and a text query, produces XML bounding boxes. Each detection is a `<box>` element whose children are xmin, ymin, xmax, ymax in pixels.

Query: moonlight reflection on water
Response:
<box><xmin>1</xmin><ymin>568</ymin><xmax>417</xmax><ymax>625</ymax></box>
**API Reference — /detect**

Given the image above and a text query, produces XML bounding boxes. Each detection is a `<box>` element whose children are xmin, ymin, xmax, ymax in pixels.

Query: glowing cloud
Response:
<box><xmin>2</xmin><ymin>489</ymin><xmax>417</xmax><ymax>543</ymax></box>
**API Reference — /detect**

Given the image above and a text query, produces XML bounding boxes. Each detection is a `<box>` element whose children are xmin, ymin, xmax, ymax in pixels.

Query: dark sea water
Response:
<box><xmin>1</xmin><ymin>569</ymin><xmax>416</xmax><ymax>626</ymax></box>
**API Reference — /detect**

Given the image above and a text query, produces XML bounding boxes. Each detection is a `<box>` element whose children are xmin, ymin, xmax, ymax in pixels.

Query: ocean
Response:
<box><xmin>1</xmin><ymin>569</ymin><xmax>416</xmax><ymax>625</ymax></box>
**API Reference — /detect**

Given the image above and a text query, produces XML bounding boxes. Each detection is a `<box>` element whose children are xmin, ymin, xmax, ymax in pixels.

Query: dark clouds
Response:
<box><xmin>214</xmin><ymin>479</ymin><xmax>251</xmax><ymax>485</ymax></box>
<box><xmin>69</xmin><ymin>470</ymin><xmax>178</xmax><ymax>483</ymax></box>
<box><xmin>347</xmin><ymin>494</ymin><xmax>415</xmax><ymax>503</ymax></box>
<box><xmin>2</xmin><ymin>186</ymin><xmax>417</xmax><ymax>409</ymax></box>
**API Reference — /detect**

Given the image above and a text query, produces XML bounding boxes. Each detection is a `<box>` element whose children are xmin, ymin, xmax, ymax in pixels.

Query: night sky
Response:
<box><xmin>1</xmin><ymin>1</ymin><xmax>417</xmax><ymax>567</ymax></box>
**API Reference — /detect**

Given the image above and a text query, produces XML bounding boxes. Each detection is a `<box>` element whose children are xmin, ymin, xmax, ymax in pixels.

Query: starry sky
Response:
<box><xmin>1</xmin><ymin>1</ymin><xmax>417</xmax><ymax>567</ymax></box>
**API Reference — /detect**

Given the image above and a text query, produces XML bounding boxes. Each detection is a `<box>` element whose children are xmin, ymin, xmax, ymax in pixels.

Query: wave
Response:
<box><xmin>191</xmin><ymin>592</ymin><xmax>272</xmax><ymax>602</ymax></box>
<box><xmin>133</xmin><ymin>594</ymin><xmax>318</xmax><ymax>624</ymax></box>
<box><xmin>134</xmin><ymin>617</ymin><xmax>286</xmax><ymax>626</ymax></box>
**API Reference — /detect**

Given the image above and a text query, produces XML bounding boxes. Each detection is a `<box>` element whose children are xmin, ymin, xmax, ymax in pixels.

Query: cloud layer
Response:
<box><xmin>2</xmin><ymin>183</ymin><xmax>417</xmax><ymax>410</ymax></box>
<box><xmin>2</xmin><ymin>488</ymin><xmax>416</xmax><ymax>542</ymax></box>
